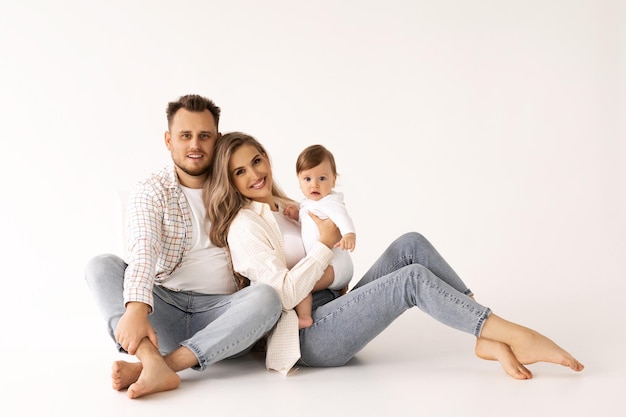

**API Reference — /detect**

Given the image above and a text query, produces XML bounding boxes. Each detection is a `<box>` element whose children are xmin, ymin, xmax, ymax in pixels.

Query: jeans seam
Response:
<box><xmin>474</xmin><ymin>308</ymin><xmax>492</xmax><ymax>337</ymax></box>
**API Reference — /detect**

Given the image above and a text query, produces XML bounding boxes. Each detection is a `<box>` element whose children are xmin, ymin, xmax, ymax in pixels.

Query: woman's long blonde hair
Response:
<box><xmin>204</xmin><ymin>131</ymin><xmax>295</xmax><ymax>259</ymax></box>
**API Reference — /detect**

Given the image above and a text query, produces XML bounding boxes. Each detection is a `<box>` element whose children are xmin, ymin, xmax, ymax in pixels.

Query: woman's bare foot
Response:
<box><xmin>111</xmin><ymin>360</ymin><xmax>143</xmax><ymax>391</ymax></box>
<box><xmin>126</xmin><ymin>356</ymin><xmax>181</xmax><ymax>399</ymax></box>
<box><xmin>475</xmin><ymin>338</ymin><xmax>532</xmax><ymax>380</ymax></box>
<box><xmin>510</xmin><ymin>328</ymin><xmax>585</xmax><ymax>371</ymax></box>
<box><xmin>298</xmin><ymin>316</ymin><xmax>313</xmax><ymax>329</ymax></box>
<box><xmin>482</xmin><ymin>314</ymin><xmax>584</xmax><ymax>372</ymax></box>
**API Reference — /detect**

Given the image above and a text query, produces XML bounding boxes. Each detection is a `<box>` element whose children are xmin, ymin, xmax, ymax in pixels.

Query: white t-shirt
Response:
<box><xmin>163</xmin><ymin>187</ymin><xmax>237</xmax><ymax>294</ymax></box>
<box><xmin>272</xmin><ymin>211</ymin><xmax>306</xmax><ymax>269</ymax></box>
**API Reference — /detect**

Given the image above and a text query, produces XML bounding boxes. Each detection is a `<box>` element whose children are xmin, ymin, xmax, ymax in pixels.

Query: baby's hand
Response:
<box><xmin>283</xmin><ymin>204</ymin><xmax>299</xmax><ymax>221</ymax></box>
<box><xmin>337</xmin><ymin>233</ymin><xmax>356</xmax><ymax>252</ymax></box>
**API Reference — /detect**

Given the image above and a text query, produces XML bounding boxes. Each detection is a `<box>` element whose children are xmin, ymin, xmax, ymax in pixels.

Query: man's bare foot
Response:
<box><xmin>126</xmin><ymin>357</ymin><xmax>181</xmax><ymax>399</ymax></box>
<box><xmin>298</xmin><ymin>316</ymin><xmax>313</xmax><ymax>329</ymax></box>
<box><xmin>112</xmin><ymin>360</ymin><xmax>143</xmax><ymax>391</ymax></box>
<box><xmin>475</xmin><ymin>338</ymin><xmax>532</xmax><ymax>380</ymax></box>
<box><xmin>510</xmin><ymin>328</ymin><xmax>584</xmax><ymax>372</ymax></box>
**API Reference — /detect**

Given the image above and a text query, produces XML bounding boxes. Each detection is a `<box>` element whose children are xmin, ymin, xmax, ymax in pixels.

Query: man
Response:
<box><xmin>85</xmin><ymin>94</ymin><xmax>281</xmax><ymax>399</ymax></box>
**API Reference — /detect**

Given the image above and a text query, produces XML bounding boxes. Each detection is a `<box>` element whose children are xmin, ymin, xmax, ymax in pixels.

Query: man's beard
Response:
<box><xmin>176</xmin><ymin>161</ymin><xmax>210</xmax><ymax>177</ymax></box>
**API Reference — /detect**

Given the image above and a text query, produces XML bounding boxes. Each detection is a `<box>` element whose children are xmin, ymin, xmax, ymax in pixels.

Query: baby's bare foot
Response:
<box><xmin>111</xmin><ymin>360</ymin><xmax>142</xmax><ymax>391</ymax></box>
<box><xmin>127</xmin><ymin>358</ymin><xmax>180</xmax><ymax>399</ymax></box>
<box><xmin>298</xmin><ymin>316</ymin><xmax>313</xmax><ymax>329</ymax></box>
<box><xmin>475</xmin><ymin>338</ymin><xmax>532</xmax><ymax>380</ymax></box>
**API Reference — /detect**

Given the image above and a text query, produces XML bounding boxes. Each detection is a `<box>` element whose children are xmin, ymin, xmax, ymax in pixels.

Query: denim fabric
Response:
<box><xmin>298</xmin><ymin>232</ymin><xmax>491</xmax><ymax>367</ymax></box>
<box><xmin>84</xmin><ymin>254</ymin><xmax>281</xmax><ymax>371</ymax></box>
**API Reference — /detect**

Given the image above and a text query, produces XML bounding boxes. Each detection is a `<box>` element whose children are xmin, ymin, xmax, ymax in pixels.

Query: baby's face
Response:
<box><xmin>297</xmin><ymin>159</ymin><xmax>336</xmax><ymax>201</ymax></box>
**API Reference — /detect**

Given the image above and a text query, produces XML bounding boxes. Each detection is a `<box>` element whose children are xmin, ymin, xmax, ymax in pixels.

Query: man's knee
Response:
<box><xmin>243</xmin><ymin>284</ymin><xmax>282</xmax><ymax>317</ymax></box>
<box><xmin>85</xmin><ymin>253</ymin><xmax>125</xmax><ymax>283</ymax></box>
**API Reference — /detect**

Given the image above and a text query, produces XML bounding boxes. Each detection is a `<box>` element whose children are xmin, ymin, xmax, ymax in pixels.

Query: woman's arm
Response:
<box><xmin>227</xmin><ymin>207</ymin><xmax>334</xmax><ymax>310</ymax></box>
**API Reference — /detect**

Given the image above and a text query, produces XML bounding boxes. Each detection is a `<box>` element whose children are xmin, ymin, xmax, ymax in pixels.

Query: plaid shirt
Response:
<box><xmin>123</xmin><ymin>166</ymin><xmax>193</xmax><ymax>310</ymax></box>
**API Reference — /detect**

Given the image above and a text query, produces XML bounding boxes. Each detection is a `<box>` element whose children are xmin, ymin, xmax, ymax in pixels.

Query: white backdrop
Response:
<box><xmin>0</xmin><ymin>0</ymin><xmax>623</xmax><ymax>333</ymax></box>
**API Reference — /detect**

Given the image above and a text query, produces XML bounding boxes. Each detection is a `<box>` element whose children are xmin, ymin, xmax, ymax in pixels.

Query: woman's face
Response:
<box><xmin>229</xmin><ymin>143</ymin><xmax>275</xmax><ymax>206</ymax></box>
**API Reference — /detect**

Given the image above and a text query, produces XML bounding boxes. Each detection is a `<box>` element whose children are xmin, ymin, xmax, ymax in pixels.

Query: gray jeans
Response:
<box><xmin>299</xmin><ymin>232</ymin><xmax>491</xmax><ymax>367</ymax></box>
<box><xmin>84</xmin><ymin>254</ymin><xmax>282</xmax><ymax>370</ymax></box>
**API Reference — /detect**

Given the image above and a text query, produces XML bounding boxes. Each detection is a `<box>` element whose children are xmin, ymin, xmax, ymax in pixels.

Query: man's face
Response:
<box><xmin>165</xmin><ymin>108</ymin><xmax>218</xmax><ymax>188</ymax></box>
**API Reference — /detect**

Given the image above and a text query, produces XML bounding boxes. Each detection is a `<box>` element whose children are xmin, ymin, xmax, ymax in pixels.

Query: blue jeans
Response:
<box><xmin>299</xmin><ymin>232</ymin><xmax>492</xmax><ymax>367</ymax></box>
<box><xmin>84</xmin><ymin>254</ymin><xmax>282</xmax><ymax>370</ymax></box>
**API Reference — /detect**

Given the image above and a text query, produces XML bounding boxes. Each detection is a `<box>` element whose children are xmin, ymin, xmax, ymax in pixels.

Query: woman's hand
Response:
<box><xmin>308</xmin><ymin>211</ymin><xmax>341</xmax><ymax>249</ymax></box>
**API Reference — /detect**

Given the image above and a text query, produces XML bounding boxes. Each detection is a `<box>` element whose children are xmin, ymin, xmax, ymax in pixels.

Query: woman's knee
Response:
<box><xmin>399</xmin><ymin>231</ymin><xmax>428</xmax><ymax>246</ymax></box>
<box><xmin>396</xmin><ymin>231</ymin><xmax>437</xmax><ymax>255</ymax></box>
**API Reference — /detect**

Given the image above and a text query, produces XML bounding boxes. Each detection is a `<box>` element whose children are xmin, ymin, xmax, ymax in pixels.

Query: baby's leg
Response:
<box><xmin>296</xmin><ymin>293</ymin><xmax>314</xmax><ymax>329</ymax></box>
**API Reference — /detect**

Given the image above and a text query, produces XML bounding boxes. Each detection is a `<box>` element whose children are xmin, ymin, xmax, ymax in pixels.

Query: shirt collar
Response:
<box><xmin>165</xmin><ymin>165</ymin><xmax>181</xmax><ymax>190</ymax></box>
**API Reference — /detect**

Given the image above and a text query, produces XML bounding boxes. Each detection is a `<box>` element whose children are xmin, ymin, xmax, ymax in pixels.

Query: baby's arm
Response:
<box><xmin>317</xmin><ymin>193</ymin><xmax>356</xmax><ymax>251</ymax></box>
<box><xmin>283</xmin><ymin>204</ymin><xmax>300</xmax><ymax>221</ymax></box>
<box><xmin>337</xmin><ymin>232</ymin><xmax>356</xmax><ymax>252</ymax></box>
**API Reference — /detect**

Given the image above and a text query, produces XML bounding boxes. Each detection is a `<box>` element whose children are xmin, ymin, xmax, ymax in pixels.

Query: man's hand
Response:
<box><xmin>115</xmin><ymin>302</ymin><xmax>158</xmax><ymax>355</ymax></box>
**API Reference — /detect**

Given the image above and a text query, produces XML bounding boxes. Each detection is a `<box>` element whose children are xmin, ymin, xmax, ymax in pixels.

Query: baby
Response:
<box><xmin>284</xmin><ymin>144</ymin><xmax>356</xmax><ymax>328</ymax></box>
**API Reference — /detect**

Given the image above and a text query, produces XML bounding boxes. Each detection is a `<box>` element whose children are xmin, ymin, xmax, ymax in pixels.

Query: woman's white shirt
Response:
<box><xmin>227</xmin><ymin>200</ymin><xmax>333</xmax><ymax>375</ymax></box>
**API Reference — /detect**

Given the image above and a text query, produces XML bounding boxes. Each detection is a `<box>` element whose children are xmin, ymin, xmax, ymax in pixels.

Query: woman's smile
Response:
<box><xmin>249</xmin><ymin>177</ymin><xmax>267</xmax><ymax>190</ymax></box>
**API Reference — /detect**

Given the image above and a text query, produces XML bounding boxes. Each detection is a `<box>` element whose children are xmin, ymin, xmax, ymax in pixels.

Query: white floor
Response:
<box><xmin>4</xmin><ymin>284</ymin><xmax>623</xmax><ymax>417</ymax></box>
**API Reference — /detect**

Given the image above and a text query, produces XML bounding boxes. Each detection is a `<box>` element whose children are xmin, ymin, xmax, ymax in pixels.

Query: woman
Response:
<box><xmin>204</xmin><ymin>131</ymin><xmax>584</xmax><ymax>378</ymax></box>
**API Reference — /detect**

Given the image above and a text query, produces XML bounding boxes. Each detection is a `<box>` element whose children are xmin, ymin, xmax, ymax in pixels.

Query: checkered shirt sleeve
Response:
<box><xmin>123</xmin><ymin>167</ymin><xmax>190</xmax><ymax>310</ymax></box>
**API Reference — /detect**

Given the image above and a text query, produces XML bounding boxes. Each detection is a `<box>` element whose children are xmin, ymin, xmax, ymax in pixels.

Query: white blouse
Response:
<box><xmin>227</xmin><ymin>200</ymin><xmax>333</xmax><ymax>375</ymax></box>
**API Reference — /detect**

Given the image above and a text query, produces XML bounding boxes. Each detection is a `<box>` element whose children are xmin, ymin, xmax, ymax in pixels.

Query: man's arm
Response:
<box><xmin>117</xmin><ymin>183</ymin><xmax>164</xmax><ymax>353</ymax></box>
